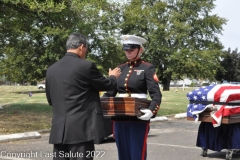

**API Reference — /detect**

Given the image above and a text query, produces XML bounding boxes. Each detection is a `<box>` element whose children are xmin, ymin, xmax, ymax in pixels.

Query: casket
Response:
<box><xmin>186</xmin><ymin>84</ymin><xmax>240</xmax><ymax>126</ymax></box>
<box><xmin>100</xmin><ymin>97</ymin><xmax>150</xmax><ymax>116</ymax></box>
<box><xmin>187</xmin><ymin>108</ymin><xmax>240</xmax><ymax>124</ymax></box>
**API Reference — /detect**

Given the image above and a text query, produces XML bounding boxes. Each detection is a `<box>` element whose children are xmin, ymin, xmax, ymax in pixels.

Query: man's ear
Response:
<box><xmin>78</xmin><ymin>44</ymin><xmax>86</xmax><ymax>58</ymax></box>
<box><xmin>78</xmin><ymin>44</ymin><xmax>83</xmax><ymax>51</ymax></box>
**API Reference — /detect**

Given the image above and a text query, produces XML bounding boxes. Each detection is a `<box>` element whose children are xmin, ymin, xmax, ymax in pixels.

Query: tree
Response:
<box><xmin>0</xmin><ymin>0</ymin><xmax>228</xmax><ymax>89</ymax></box>
<box><xmin>120</xmin><ymin>0</ymin><xmax>226</xmax><ymax>90</ymax></box>
<box><xmin>215</xmin><ymin>48</ymin><xmax>240</xmax><ymax>82</ymax></box>
<box><xmin>86</xmin><ymin>1</ymin><xmax>126</xmax><ymax>74</ymax></box>
<box><xmin>0</xmin><ymin>0</ymin><xmax>73</xmax><ymax>83</ymax></box>
<box><xmin>0</xmin><ymin>0</ymin><xmax>124</xmax><ymax>83</ymax></box>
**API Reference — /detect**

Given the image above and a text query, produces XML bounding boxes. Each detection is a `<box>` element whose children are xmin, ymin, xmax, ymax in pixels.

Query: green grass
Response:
<box><xmin>0</xmin><ymin>86</ymin><xmax>52</xmax><ymax>134</ymax></box>
<box><xmin>158</xmin><ymin>88</ymin><xmax>193</xmax><ymax>116</ymax></box>
<box><xmin>0</xmin><ymin>86</ymin><xmax>198</xmax><ymax>134</ymax></box>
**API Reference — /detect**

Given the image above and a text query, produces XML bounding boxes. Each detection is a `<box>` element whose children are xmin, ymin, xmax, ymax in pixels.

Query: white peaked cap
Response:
<box><xmin>120</xmin><ymin>35</ymin><xmax>147</xmax><ymax>45</ymax></box>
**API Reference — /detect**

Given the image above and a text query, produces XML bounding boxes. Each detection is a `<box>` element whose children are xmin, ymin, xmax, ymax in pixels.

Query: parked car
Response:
<box><xmin>37</xmin><ymin>84</ymin><xmax>45</xmax><ymax>89</ymax></box>
<box><xmin>222</xmin><ymin>81</ymin><xmax>240</xmax><ymax>85</ymax></box>
<box><xmin>229</xmin><ymin>82</ymin><xmax>240</xmax><ymax>85</ymax></box>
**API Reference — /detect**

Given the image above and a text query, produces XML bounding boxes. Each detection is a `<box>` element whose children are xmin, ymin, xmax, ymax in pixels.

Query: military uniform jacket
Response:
<box><xmin>104</xmin><ymin>58</ymin><xmax>162</xmax><ymax>121</ymax></box>
<box><xmin>46</xmin><ymin>52</ymin><xmax>117</xmax><ymax>144</ymax></box>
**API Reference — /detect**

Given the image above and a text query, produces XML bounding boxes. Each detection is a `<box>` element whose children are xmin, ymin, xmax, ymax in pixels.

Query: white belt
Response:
<box><xmin>118</xmin><ymin>93</ymin><xmax>147</xmax><ymax>99</ymax></box>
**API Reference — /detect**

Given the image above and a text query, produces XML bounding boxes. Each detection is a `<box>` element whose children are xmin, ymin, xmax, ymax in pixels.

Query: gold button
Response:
<box><xmin>129</xmin><ymin>70</ymin><xmax>132</xmax><ymax>73</ymax></box>
<box><xmin>127</xmin><ymin>74</ymin><xmax>129</xmax><ymax>77</ymax></box>
<box><xmin>130</xmin><ymin>66</ymin><xmax>133</xmax><ymax>68</ymax></box>
<box><xmin>124</xmin><ymin>83</ymin><xmax>127</xmax><ymax>86</ymax></box>
<box><xmin>125</xmin><ymin>89</ymin><xmax>128</xmax><ymax>91</ymax></box>
<box><xmin>125</xmin><ymin>78</ymin><xmax>128</xmax><ymax>81</ymax></box>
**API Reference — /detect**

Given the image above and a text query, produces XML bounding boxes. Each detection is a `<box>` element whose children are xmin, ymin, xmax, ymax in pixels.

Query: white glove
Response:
<box><xmin>138</xmin><ymin>109</ymin><xmax>153</xmax><ymax>121</ymax></box>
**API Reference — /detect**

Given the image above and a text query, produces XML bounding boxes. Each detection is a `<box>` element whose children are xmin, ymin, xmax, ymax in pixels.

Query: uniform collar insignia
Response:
<box><xmin>134</xmin><ymin>70</ymin><xmax>144</xmax><ymax>75</ymax></box>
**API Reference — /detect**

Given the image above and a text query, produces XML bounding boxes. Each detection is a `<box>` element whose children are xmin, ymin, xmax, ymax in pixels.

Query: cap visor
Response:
<box><xmin>123</xmin><ymin>44</ymin><xmax>140</xmax><ymax>50</ymax></box>
<box><xmin>123</xmin><ymin>46</ymin><xmax>131</xmax><ymax>50</ymax></box>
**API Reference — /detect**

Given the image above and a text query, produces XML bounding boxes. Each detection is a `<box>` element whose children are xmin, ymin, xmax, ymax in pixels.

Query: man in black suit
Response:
<box><xmin>45</xmin><ymin>32</ymin><xmax>121</xmax><ymax>160</ymax></box>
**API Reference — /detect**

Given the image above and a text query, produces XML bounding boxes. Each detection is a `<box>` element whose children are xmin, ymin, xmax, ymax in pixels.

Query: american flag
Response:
<box><xmin>187</xmin><ymin>84</ymin><xmax>240</xmax><ymax>127</ymax></box>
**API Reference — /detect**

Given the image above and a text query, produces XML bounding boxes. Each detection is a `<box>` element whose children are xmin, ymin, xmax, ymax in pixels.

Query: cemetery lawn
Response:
<box><xmin>0</xmin><ymin>85</ymin><xmax>196</xmax><ymax>135</ymax></box>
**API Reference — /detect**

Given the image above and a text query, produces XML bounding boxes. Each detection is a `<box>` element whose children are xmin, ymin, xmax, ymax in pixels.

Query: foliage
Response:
<box><xmin>1</xmin><ymin>0</ymin><xmax>66</xmax><ymax>12</ymax></box>
<box><xmin>86</xmin><ymin>1</ymin><xmax>126</xmax><ymax>74</ymax></box>
<box><xmin>120</xmin><ymin>0</ymin><xmax>226</xmax><ymax>90</ymax></box>
<box><xmin>0</xmin><ymin>0</ymin><xmax>228</xmax><ymax>88</ymax></box>
<box><xmin>0</xmin><ymin>0</ymin><xmax>125</xmax><ymax>83</ymax></box>
<box><xmin>0</xmin><ymin>0</ymin><xmax>72</xmax><ymax>83</ymax></box>
<box><xmin>215</xmin><ymin>48</ymin><xmax>240</xmax><ymax>82</ymax></box>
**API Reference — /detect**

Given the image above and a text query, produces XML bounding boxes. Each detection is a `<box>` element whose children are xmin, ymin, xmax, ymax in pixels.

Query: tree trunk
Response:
<box><xmin>162</xmin><ymin>77</ymin><xmax>171</xmax><ymax>91</ymax></box>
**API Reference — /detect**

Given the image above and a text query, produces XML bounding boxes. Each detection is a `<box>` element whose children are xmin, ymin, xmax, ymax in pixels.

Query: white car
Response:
<box><xmin>37</xmin><ymin>84</ymin><xmax>46</xmax><ymax>89</ymax></box>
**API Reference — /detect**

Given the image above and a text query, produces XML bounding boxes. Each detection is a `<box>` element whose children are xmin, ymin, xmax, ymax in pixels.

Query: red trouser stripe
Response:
<box><xmin>141</xmin><ymin>122</ymin><xmax>149</xmax><ymax>160</ymax></box>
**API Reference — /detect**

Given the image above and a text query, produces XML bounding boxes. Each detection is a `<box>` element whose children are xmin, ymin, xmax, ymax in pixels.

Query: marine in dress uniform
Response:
<box><xmin>103</xmin><ymin>35</ymin><xmax>162</xmax><ymax>160</ymax></box>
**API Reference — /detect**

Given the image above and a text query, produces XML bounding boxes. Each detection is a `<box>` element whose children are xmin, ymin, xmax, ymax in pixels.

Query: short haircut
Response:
<box><xmin>141</xmin><ymin>45</ymin><xmax>145</xmax><ymax>52</ymax></box>
<box><xmin>66</xmin><ymin>32</ymin><xmax>88</xmax><ymax>50</ymax></box>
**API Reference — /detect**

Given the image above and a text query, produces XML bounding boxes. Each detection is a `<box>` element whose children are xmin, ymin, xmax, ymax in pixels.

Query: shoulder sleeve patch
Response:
<box><xmin>153</xmin><ymin>73</ymin><xmax>159</xmax><ymax>82</ymax></box>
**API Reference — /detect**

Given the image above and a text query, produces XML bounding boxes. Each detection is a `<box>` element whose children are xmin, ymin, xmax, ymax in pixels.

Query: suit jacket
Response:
<box><xmin>46</xmin><ymin>52</ymin><xmax>117</xmax><ymax>144</ymax></box>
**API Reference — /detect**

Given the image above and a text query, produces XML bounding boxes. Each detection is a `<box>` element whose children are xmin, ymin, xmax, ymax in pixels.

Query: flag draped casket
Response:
<box><xmin>187</xmin><ymin>108</ymin><xmax>240</xmax><ymax>124</ymax></box>
<box><xmin>187</xmin><ymin>84</ymin><xmax>240</xmax><ymax>127</ymax></box>
<box><xmin>100</xmin><ymin>97</ymin><xmax>150</xmax><ymax>116</ymax></box>
<box><xmin>186</xmin><ymin>84</ymin><xmax>240</xmax><ymax>151</ymax></box>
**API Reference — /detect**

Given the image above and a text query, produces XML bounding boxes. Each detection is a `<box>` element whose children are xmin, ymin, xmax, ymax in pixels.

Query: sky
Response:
<box><xmin>212</xmin><ymin>0</ymin><xmax>240</xmax><ymax>50</ymax></box>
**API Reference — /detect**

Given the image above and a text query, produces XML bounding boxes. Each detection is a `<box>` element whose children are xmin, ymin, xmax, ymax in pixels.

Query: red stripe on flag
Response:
<box><xmin>226</xmin><ymin>93</ymin><xmax>240</xmax><ymax>102</ymax></box>
<box><xmin>214</xmin><ymin>86</ymin><xmax>240</xmax><ymax>102</ymax></box>
<box><xmin>211</xmin><ymin>105</ymin><xmax>224</xmax><ymax>127</ymax></box>
<box><xmin>223</xmin><ymin>106</ymin><xmax>240</xmax><ymax>117</ymax></box>
<box><xmin>211</xmin><ymin>105</ymin><xmax>240</xmax><ymax>127</ymax></box>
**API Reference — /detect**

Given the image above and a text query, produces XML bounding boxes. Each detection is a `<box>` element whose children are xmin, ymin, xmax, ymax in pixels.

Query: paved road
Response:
<box><xmin>1</xmin><ymin>118</ymin><xmax>240</xmax><ymax>160</ymax></box>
